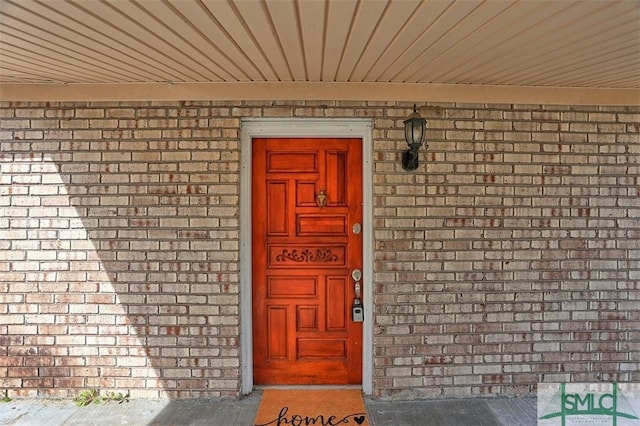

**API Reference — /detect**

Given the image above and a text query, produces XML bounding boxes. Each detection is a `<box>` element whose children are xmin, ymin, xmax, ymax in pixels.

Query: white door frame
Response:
<box><xmin>239</xmin><ymin>118</ymin><xmax>374</xmax><ymax>395</ymax></box>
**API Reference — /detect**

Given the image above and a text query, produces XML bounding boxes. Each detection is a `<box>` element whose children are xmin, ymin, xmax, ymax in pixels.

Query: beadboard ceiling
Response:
<box><xmin>0</xmin><ymin>0</ymin><xmax>639</xmax><ymax>103</ymax></box>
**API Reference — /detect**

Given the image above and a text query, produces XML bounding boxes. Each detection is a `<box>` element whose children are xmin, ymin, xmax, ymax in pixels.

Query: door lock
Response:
<box><xmin>351</xmin><ymin>268</ymin><xmax>363</xmax><ymax>322</ymax></box>
<box><xmin>352</xmin><ymin>302</ymin><xmax>364</xmax><ymax>322</ymax></box>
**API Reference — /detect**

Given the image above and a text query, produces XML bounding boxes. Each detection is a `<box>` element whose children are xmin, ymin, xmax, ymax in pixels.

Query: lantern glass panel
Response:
<box><xmin>405</xmin><ymin>118</ymin><xmax>424</xmax><ymax>147</ymax></box>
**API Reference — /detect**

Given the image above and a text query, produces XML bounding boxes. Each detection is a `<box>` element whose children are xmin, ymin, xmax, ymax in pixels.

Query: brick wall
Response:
<box><xmin>373</xmin><ymin>104</ymin><xmax>639</xmax><ymax>398</ymax></box>
<box><xmin>0</xmin><ymin>101</ymin><xmax>638</xmax><ymax>399</ymax></box>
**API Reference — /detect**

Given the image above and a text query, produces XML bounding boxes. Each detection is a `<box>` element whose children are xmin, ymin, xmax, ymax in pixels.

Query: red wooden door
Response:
<box><xmin>252</xmin><ymin>138</ymin><xmax>363</xmax><ymax>385</ymax></box>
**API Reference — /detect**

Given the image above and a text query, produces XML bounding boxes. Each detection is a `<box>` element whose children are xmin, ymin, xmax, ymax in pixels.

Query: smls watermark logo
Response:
<box><xmin>538</xmin><ymin>383</ymin><xmax>640</xmax><ymax>425</ymax></box>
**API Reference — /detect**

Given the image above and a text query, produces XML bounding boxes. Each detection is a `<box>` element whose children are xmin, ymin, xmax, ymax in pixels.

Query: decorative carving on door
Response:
<box><xmin>269</xmin><ymin>245</ymin><xmax>346</xmax><ymax>266</ymax></box>
<box><xmin>275</xmin><ymin>248</ymin><xmax>339</xmax><ymax>263</ymax></box>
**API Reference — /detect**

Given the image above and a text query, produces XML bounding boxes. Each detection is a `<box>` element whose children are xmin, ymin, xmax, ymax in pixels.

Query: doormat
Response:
<box><xmin>254</xmin><ymin>389</ymin><xmax>370</xmax><ymax>426</ymax></box>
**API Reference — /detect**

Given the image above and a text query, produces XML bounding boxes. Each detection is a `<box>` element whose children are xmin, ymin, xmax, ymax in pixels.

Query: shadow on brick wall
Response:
<box><xmin>1</xmin><ymin>141</ymin><xmax>240</xmax><ymax>399</ymax></box>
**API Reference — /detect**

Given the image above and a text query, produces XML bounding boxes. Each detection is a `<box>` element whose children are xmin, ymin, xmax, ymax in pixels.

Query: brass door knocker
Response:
<box><xmin>316</xmin><ymin>189</ymin><xmax>327</xmax><ymax>208</ymax></box>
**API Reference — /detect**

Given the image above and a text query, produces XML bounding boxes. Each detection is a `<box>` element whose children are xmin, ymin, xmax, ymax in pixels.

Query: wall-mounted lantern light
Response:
<box><xmin>402</xmin><ymin>104</ymin><xmax>427</xmax><ymax>171</ymax></box>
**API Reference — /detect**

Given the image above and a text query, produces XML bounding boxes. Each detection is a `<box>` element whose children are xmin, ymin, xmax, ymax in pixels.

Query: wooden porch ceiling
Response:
<box><xmin>0</xmin><ymin>0</ymin><xmax>638</xmax><ymax>104</ymax></box>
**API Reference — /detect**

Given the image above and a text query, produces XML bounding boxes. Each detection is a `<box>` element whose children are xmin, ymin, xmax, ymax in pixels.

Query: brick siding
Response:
<box><xmin>0</xmin><ymin>101</ymin><xmax>638</xmax><ymax>399</ymax></box>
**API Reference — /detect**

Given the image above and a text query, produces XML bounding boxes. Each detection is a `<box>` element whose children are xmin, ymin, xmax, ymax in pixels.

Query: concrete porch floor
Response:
<box><xmin>0</xmin><ymin>391</ymin><xmax>537</xmax><ymax>425</ymax></box>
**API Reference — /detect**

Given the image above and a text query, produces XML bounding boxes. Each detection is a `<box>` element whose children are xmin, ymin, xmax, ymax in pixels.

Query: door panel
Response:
<box><xmin>252</xmin><ymin>137</ymin><xmax>363</xmax><ymax>385</ymax></box>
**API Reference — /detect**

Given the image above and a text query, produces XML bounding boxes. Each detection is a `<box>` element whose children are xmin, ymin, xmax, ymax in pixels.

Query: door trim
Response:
<box><xmin>240</xmin><ymin>118</ymin><xmax>373</xmax><ymax>395</ymax></box>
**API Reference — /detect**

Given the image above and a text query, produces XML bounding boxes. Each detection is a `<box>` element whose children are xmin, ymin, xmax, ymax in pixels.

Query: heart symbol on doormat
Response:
<box><xmin>354</xmin><ymin>416</ymin><xmax>366</xmax><ymax>425</ymax></box>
